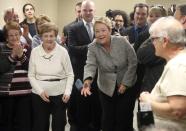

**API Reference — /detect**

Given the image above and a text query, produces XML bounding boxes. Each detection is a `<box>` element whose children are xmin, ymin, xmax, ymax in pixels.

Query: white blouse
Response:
<box><xmin>28</xmin><ymin>43</ymin><xmax>74</xmax><ymax>96</ymax></box>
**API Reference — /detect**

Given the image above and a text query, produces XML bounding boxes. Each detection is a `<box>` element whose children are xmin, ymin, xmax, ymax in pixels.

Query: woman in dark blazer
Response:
<box><xmin>81</xmin><ymin>17</ymin><xmax>137</xmax><ymax>131</ymax></box>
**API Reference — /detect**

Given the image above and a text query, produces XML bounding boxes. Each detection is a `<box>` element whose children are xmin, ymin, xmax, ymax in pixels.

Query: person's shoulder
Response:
<box><xmin>32</xmin><ymin>44</ymin><xmax>41</xmax><ymax>52</ymax></box>
<box><xmin>88</xmin><ymin>39</ymin><xmax>96</xmax><ymax>46</ymax></box>
<box><xmin>32</xmin><ymin>35</ymin><xmax>40</xmax><ymax>40</ymax></box>
<box><xmin>71</xmin><ymin>21</ymin><xmax>83</xmax><ymax>28</ymax></box>
<box><xmin>125</xmin><ymin>26</ymin><xmax>134</xmax><ymax>32</ymax></box>
<box><xmin>57</xmin><ymin>44</ymin><xmax>68</xmax><ymax>53</ymax></box>
<box><xmin>19</xmin><ymin>19</ymin><xmax>27</xmax><ymax>26</ymax></box>
<box><xmin>112</xmin><ymin>35</ymin><xmax>128</xmax><ymax>43</ymax></box>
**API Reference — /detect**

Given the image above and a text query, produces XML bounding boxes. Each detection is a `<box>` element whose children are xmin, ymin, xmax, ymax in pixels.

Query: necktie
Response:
<box><xmin>86</xmin><ymin>23</ymin><xmax>93</xmax><ymax>41</ymax></box>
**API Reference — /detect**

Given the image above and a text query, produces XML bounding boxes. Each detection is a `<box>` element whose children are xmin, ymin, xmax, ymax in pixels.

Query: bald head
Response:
<box><xmin>81</xmin><ymin>0</ymin><xmax>95</xmax><ymax>22</ymax></box>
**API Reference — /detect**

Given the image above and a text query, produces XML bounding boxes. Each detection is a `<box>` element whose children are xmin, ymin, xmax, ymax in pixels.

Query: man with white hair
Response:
<box><xmin>140</xmin><ymin>16</ymin><xmax>186</xmax><ymax>130</ymax></box>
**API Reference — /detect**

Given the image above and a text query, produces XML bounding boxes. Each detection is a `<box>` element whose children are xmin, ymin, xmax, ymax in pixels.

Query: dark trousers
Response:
<box><xmin>99</xmin><ymin>88</ymin><xmax>136</xmax><ymax>131</ymax></box>
<box><xmin>0</xmin><ymin>95</ymin><xmax>32</xmax><ymax>131</ymax></box>
<box><xmin>32</xmin><ymin>93</ymin><xmax>67</xmax><ymax>131</ymax></box>
<box><xmin>68</xmin><ymin>84</ymin><xmax>102</xmax><ymax>131</ymax></box>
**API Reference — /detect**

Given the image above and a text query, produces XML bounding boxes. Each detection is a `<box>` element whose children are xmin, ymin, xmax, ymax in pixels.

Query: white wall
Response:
<box><xmin>58</xmin><ymin>0</ymin><xmax>146</xmax><ymax>34</ymax></box>
<box><xmin>1</xmin><ymin>0</ymin><xmax>186</xmax><ymax>34</ymax></box>
<box><xmin>146</xmin><ymin>0</ymin><xmax>186</xmax><ymax>9</ymax></box>
<box><xmin>0</xmin><ymin>0</ymin><xmax>58</xmax><ymax>27</ymax></box>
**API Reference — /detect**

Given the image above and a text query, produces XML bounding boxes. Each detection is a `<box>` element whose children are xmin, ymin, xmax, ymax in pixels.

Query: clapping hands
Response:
<box><xmin>11</xmin><ymin>42</ymin><xmax>23</xmax><ymax>59</ymax></box>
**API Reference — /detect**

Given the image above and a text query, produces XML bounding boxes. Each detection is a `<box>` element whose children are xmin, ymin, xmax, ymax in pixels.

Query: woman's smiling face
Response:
<box><xmin>94</xmin><ymin>23</ymin><xmax>111</xmax><ymax>45</ymax></box>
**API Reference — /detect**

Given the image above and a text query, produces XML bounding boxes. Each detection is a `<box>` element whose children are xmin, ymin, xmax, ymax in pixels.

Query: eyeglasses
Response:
<box><xmin>150</xmin><ymin>36</ymin><xmax>164</xmax><ymax>43</ymax></box>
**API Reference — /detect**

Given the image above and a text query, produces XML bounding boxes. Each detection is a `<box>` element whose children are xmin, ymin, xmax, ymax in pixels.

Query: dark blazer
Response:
<box><xmin>63</xmin><ymin>19</ymin><xmax>80</xmax><ymax>47</ymax></box>
<box><xmin>137</xmin><ymin>38</ymin><xmax>166</xmax><ymax>92</ymax></box>
<box><xmin>63</xmin><ymin>18</ymin><xmax>79</xmax><ymax>37</ymax></box>
<box><xmin>68</xmin><ymin>21</ymin><xmax>92</xmax><ymax>80</ymax></box>
<box><xmin>124</xmin><ymin>25</ymin><xmax>149</xmax><ymax>51</ymax></box>
<box><xmin>123</xmin><ymin>25</ymin><xmax>149</xmax><ymax>97</ymax></box>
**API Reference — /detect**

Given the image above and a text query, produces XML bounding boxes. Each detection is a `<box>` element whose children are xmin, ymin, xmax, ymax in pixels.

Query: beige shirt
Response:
<box><xmin>151</xmin><ymin>51</ymin><xmax>186</xmax><ymax>129</ymax></box>
<box><xmin>28</xmin><ymin>43</ymin><xmax>74</xmax><ymax>96</ymax></box>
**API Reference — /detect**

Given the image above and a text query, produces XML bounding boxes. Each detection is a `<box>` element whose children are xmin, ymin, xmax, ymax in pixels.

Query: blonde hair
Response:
<box><xmin>94</xmin><ymin>17</ymin><xmax>112</xmax><ymax>31</ymax></box>
<box><xmin>149</xmin><ymin>6</ymin><xmax>167</xmax><ymax>17</ymax></box>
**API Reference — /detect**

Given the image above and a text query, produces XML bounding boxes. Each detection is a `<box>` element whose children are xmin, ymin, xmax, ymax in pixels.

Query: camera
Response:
<box><xmin>105</xmin><ymin>9</ymin><xmax>113</xmax><ymax>19</ymax></box>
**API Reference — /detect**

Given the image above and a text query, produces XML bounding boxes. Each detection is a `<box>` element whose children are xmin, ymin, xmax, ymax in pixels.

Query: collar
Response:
<box><xmin>134</xmin><ymin>23</ymin><xmax>148</xmax><ymax>31</ymax></box>
<box><xmin>38</xmin><ymin>42</ymin><xmax>58</xmax><ymax>57</ymax></box>
<box><xmin>82</xmin><ymin>19</ymin><xmax>94</xmax><ymax>27</ymax></box>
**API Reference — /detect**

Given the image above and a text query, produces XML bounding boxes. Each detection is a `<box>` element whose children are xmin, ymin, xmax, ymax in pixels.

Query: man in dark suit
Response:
<box><xmin>124</xmin><ymin>3</ymin><xmax>149</xmax><ymax>89</ymax></box>
<box><xmin>124</xmin><ymin>3</ymin><xmax>149</xmax><ymax>51</ymax></box>
<box><xmin>68</xmin><ymin>1</ymin><xmax>101</xmax><ymax>131</ymax></box>
<box><xmin>123</xmin><ymin>4</ymin><xmax>149</xmax><ymax>130</ymax></box>
<box><xmin>62</xmin><ymin>2</ymin><xmax>82</xmax><ymax>46</ymax></box>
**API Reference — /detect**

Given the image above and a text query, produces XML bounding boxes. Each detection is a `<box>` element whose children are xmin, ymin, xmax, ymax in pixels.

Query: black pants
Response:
<box><xmin>68</xmin><ymin>84</ymin><xmax>102</xmax><ymax>131</ymax></box>
<box><xmin>32</xmin><ymin>93</ymin><xmax>67</xmax><ymax>131</ymax></box>
<box><xmin>0</xmin><ymin>94</ymin><xmax>32</xmax><ymax>131</ymax></box>
<box><xmin>99</xmin><ymin>88</ymin><xmax>136</xmax><ymax>131</ymax></box>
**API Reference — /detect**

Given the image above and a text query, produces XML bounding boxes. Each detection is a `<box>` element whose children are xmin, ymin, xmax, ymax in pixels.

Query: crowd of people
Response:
<box><xmin>0</xmin><ymin>0</ymin><xmax>186</xmax><ymax>131</ymax></box>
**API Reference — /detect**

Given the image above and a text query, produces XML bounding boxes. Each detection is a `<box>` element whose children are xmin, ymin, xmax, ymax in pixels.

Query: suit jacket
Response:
<box><xmin>68</xmin><ymin>21</ymin><xmax>92</xmax><ymax>80</ymax></box>
<box><xmin>63</xmin><ymin>18</ymin><xmax>79</xmax><ymax>37</ymax></box>
<box><xmin>124</xmin><ymin>25</ymin><xmax>149</xmax><ymax>52</ymax></box>
<box><xmin>63</xmin><ymin>19</ymin><xmax>80</xmax><ymax>46</ymax></box>
<box><xmin>84</xmin><ymin>36</ymin><xmax>137</xmax><ymax>97</ymax></box>
<box><xmin>137</xmin><ymin>38</ymin><xmax>166</xmax><ymax>92</ymax></box>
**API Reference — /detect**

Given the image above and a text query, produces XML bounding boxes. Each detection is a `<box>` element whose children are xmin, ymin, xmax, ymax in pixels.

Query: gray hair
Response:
<box><xmin>149</xmin><ymin>16</ymin><xmax>186</xmax><ymax>46</ymax></box>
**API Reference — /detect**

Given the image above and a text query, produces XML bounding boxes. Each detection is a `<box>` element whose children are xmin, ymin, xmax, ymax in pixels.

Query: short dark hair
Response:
<box><xmin>76</xmin><ymin>1</ymin><xmax>82</xmax><ymax>7</ymax></box>
<box><xmin>22</xmin><ymin>3</ymin><xmax>35</xmax><ymax>13</ymax></box>
<box><xmin>134</xmin><ymin>3</ymin><xmax>149</xmax><ymax>14</ymax></box>
<box><xmin>113</xmin><ymin>10</ymin><xmax>129</xmax><ymax>27</ymax></box>
<box><xmin>177</xmin><ymin>4</ymin><xmax>186</xmax><ymax>16</ymax></box>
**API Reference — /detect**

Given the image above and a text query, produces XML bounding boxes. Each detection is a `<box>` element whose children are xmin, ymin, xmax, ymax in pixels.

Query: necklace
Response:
<box><xmin>42</xmin><ymin>55</ymin><xmax>53</xmax><ymax>61</ymax></box>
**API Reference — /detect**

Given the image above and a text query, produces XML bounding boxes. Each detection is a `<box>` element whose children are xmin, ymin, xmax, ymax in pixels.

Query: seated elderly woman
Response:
<box><xmin>0</xmin><ymin>21</ymin><xmax>32</xmax><ymax>131</ymax></box>
<box><xmin>140</xmin><ymin>16</ymin><xmax>186</xmax><ymax>130</ymax></box>
<box><xmin>28</xmin><ymin>22</ymin><xmax>74</xmax><ymax>131</ymax></box>
<box><xmin>81</xmin><ymin>17</ymin><xmax>137</xmax><ymax>131</ymax></box>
